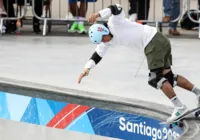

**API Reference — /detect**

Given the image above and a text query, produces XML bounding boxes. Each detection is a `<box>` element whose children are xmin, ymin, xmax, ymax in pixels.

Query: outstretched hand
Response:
<box><xmin>88</xmin><ymin>13</ymin><xmax>100</xmax><ymax>24</ymax></box>
<box><xmin>78</xmin><ymin>73</ymin><xmax>85</xmax><ymax>84</ymax></box>
<box><xmin>78</xmin><ymin>69</ymin><xmax>90</xmax><ymax>84</ymax></box>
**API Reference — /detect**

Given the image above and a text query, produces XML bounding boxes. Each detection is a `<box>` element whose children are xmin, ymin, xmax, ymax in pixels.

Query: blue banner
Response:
<box><xmin>0</xmin><ymin>91</ymin><xmax>183</xmax><ymax>140</ymax></box>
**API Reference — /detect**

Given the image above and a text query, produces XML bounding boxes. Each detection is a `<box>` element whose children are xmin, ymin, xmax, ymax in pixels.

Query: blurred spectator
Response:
<box><xmin>17</xmin><ymin>0</ymin><xmax>43</xmax><ymax>34</ymax></box>
<box><xmin>0</xmin><ymin>0</ymin><xmax>6</xmax><ymax>15</ymax></box>
<box><xmin>3</xmin><ymin>0</ymin><xmax>16</xmax><ymax>33</ymax></box>
<box><xmin>68</xmin><ymin>0</ymin><xmax>96</xmax><ymax>34</ymax></box>
<box><xmin>129</xmin><ymin>0</ymin><xmax>150</xmax><ymax>23</ymax></box>
<box><xmin>41</xmin><ymin>0</ymin><xmax>52</xmax><ymax>18</ymax></box>
<box><xmin>0</xmin><ymin>0</ymin><xmax>6</xmax><ymax>33</ymax></box>
<box><xmin>32</xmin><ymin>0</ymin><xmax>43</xmax><ymax>34</ymax></box>
<box><xmin>199</xmin><ymin>0</ymin><xmax>200</xmax><ymax>10</ymax></box>
<box><xmin>128</xmin><ymin>0</ymin><xmax>137</xmax><ymax>22</ymax></box>
<box><xmin>163</xmin><ymin>0</ymin><xmax>180</xmax><ymax>36</ymax></box>
<box><xmin>3</xmin><ymin>0</ymin><xmax>43</xmax><ymax>34</ymax></box>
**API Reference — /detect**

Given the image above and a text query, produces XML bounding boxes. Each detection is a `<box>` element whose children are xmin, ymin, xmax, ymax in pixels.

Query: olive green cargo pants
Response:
<box><xmin>145</xmin><ymin>32</ymin><xmax>172</xmax><ymax>70</ymax></box>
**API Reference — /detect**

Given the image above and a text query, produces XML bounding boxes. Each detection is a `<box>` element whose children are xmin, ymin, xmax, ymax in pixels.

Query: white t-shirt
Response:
<box><xmin>85</xmin><ymin>4</ymin><xmax>157</xmax><ymax>69</ymax></box>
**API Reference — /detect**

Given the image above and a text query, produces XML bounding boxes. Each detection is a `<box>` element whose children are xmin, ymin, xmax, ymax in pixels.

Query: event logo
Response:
<box><xmin>119</xmin><ymin>117</ymin><xmax>180</xmax><ymax>140</ymax></box>
<box><xmin>97</xmin><ymin>27</ymin><xmax>107</xmax><ymax>32</ymax></box>
<box><xmin>98</xmin><ymin>27</ymin><xmax>103</xmax><ymax>32</ymax></box>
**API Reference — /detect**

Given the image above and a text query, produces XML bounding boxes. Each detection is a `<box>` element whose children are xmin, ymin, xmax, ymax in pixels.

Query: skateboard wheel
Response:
<box><xmin>178</xmin><ymin>122</ymin><xmax>184</xmax><ymax>127</ymax></box>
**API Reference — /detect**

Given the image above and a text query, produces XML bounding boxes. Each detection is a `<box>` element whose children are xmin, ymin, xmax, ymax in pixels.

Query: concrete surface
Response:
<box><xmin>0</xmin><ymin>77</ymin><xmax>172</xmax><ymax>121</ymax></box>
<box><xmin>0</xmin><ymin>23</ymin><xmax>200</xmax><ymax>139</ymax></box>
<box><xmin>0</xmin><ymin>35</ymin><xmax>200</xmax><ymax>110</ymax></box>
<box><xmin>0</xmin><ymin>118</ymin><xmax>118</xmax><ymax>140</ymax></box>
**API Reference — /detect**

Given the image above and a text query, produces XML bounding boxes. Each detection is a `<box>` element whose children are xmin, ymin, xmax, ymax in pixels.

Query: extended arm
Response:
<box><xmin>84</xmin><ymin>52</ymin><xmax>102</xmax><ymax>69</ymax></box>
<box><xmin>88</xmin><ymin>4</ymin><xmax>123</xmax><ymax>24</ymax></box>
<box><xmin>78</xmin><ymin>44</ymin><xmax>109</xmax><ymax>84</ymax></box>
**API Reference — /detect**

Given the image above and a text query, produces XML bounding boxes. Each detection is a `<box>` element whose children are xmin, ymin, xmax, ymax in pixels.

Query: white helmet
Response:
<box><xmin>88</xmin><ymin>24</ymin><xmax>109</xmax><ymax>44</ymax></box>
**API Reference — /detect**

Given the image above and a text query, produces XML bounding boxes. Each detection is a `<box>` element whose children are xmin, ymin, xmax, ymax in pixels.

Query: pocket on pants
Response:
<box><xmin>145</xmin><ymin>41</ymin><xmax>154</xmax><ymax>55</ymax></box>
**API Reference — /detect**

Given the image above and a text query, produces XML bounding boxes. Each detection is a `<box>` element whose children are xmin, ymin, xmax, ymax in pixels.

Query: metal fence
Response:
<box><xmin>186</xmin><ymin>0</ymin><xmax>200</xmax><ymax>38</ymax></box>
<box><xmin>0</xmin><ymin>0</ymin><xmax>28</xmax><ymax>35</ymax></box>
<box><xmin>0</xmin><ymin>0</ymin><xmax>199</xmax><ymax>38</ymax></box>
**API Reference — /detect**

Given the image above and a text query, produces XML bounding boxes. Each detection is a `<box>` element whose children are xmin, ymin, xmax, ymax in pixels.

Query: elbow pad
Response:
<box><xmin>108</xmin><ymin>4</ymin><xmax>122</xmax><ymax>15</ymax></box>
<box><xmin>90</xmin><ymin>51</ymin><xmax>102</xmax><ymax>64</ymax></box>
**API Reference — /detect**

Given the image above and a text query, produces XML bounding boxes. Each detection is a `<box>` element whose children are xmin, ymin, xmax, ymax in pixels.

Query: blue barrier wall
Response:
<box><xmin>0</xmin><ymin>91</ymin><xmax>183</xmax><ymax>140</ymax></box>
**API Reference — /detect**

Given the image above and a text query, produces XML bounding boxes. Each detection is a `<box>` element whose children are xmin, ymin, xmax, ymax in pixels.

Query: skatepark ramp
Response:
<box><xmin>0</xmin><ymin>77</ymin><xmax>199</xmax><ymax>140</ymax></box>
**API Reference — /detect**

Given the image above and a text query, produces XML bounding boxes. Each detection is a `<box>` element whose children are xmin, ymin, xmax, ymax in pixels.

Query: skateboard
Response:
<box><xmin>160</xmin><ymin>106</ymin><xmax>200</xmax><ymax>129</ymax></box>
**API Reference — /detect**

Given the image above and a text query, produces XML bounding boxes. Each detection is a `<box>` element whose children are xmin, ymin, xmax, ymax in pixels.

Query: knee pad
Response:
<box><xmin>148</xmin><ymin>70</ymin><xmax>167</xmax><ymax>89</ymax></box>
<box><xmin>163</xmin><ymin>70</ymin><xmax>178</xmax><ymax>87</ymax></box>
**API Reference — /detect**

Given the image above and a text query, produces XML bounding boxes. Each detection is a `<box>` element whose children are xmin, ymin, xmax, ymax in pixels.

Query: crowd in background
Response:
<box><xmin>0</xmin><ymin>0</ymin><xmax>44</xmax><ymax>33</ymax></box>
<box><xmin>0</xmin><ymin>0</ymin><xmax>199</xmax><ymax>36</ymax></box>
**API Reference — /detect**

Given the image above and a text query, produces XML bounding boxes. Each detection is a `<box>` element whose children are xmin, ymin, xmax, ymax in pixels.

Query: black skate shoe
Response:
<box><xmin>5</xmin><ymin>21</ymin><xmax>16</xmax><ymax>34</ymax></box>
<box><xmin>33</xmin><ymin>23</ymin><xmax>41</xmax><ymax>34</ymax></box>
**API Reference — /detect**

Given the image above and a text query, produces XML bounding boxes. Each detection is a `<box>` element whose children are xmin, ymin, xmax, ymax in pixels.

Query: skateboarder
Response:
<box><xmin>77</xmin><ymin>4</ymin><xmax>200</xmax><ymax>122</ymax></box>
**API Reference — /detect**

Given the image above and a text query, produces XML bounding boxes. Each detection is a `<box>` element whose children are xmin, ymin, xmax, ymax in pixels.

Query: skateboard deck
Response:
<box><xmin>160</xmin><ymin>106</ymin><xmax>200</xmax><ymax>125</ymax></box>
